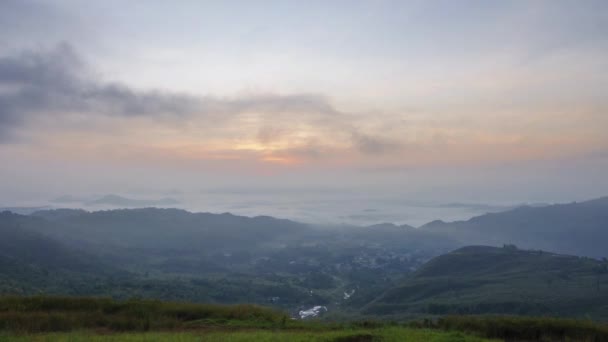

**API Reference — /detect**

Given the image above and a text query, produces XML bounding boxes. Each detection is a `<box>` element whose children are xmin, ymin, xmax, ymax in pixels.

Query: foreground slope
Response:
<box><xmin>365</xmin><ymin>245</ymin><xmax>608</xmax><ymax>318</ymax></box>
<box><xmin>5</xmin><ymin>296</ymin><xmax>608</xmax><ymax>341</ymax></box>
<box><xmin>0</xmin><ymin>296</ymin><xmax>494</xmax><ymax>342</ymax></box>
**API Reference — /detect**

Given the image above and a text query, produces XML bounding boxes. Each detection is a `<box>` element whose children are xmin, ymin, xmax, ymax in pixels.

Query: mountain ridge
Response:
<box><xmin>418</xmin><ymin>196</ymin><xmax>608</xmax><ymax>257</ymax></box>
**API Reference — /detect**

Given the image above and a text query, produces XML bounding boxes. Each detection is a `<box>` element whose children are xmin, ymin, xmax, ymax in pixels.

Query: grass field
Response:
<box><xmin>0</xmin><ymin>328</ymin><xmax>496</xmax><ymax>342</ymax></box>
<box><xmin>3</xmin><ymin>296</ymin><xmax>608</xmax><ymax>341</ymax></box>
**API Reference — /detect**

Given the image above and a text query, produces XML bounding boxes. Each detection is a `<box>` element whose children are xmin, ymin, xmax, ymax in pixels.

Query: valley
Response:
<box><xmin>2</xmin><ymin>197</ymin><xmax>608</xmax><ymax>321</ymax></box>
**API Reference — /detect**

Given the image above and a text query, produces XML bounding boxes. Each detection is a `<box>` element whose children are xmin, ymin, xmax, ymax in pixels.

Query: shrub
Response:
<box><xmin>437</xmin><ymin>315</ymin><xmax>608</xmax><ymax>341</ymax></box>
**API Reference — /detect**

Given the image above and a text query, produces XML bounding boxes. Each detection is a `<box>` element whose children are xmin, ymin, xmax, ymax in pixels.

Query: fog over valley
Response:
<box><xmin>2</xmin><ymin>190</ymin><xmax>523</xmax><ymax>227</ymax></box>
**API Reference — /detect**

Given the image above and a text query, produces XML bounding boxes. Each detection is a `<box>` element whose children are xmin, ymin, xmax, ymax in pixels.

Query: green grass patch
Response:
<box><xmin>0</xmin><ymin>295</ymin><xmax>286</xmax><ymax>333</ymax></box>
<box><xmin>0</xmin><ymin>328</ymin><xmax>496</xmax><ymax>342</ymax></box>
<box><xmin>4</xmin><ymin>295</ymin><xmax>608</xmax><ymax>341</ymax></box>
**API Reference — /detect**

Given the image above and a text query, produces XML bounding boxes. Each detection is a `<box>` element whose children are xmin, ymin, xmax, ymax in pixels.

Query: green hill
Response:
<box><xmin>30</xmin><ymin>207</ymin><xmax>308</xmax><ymax>250</ymax></box>
<box><xmin>0</xmin><ymin>211</ymin><xmax>121</xmax><ymax>294</ymax></box>
<box><xmin>365</xmin><ymin>245</ymin><xmax>608</xmax><ymax>318</ymax></box>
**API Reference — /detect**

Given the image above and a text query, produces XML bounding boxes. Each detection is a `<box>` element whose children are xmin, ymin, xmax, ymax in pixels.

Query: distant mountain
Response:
<box><xmin>0</xmin><ymin>206</ymin><xmax>53</xmax><ymax>215</ymax></box>
<box><xmin>436</xmin><ymin>202</ymin><xmax>515</xmax><ymax>212</ymax></box>
<box><xmin>30</xmin><ymin>207</ymin><xmax>308</xmax><ymax>251</ymax></box>
<box><xmin>50</xmin><ymin>195</ymin><xmax>88</xmax><ymax>203</ymax></box>
<box><xmin>364</xmin><ymin>245</ymin><xmax>608</xmax><ymax>318</ymax></box>
<box><xmin>367</xmin><ymin>223</ymin><xmax>416</xmax><ymax>230</ymax></box>
<box><xmin>420</xmin><ymin>197</ymin><xmax>608</xmax><ymax>257</ymax></box>
<box><xmin>85</xmin><ymin>194</ymin><xmax>180</xmax><ymax>207</ymax></box>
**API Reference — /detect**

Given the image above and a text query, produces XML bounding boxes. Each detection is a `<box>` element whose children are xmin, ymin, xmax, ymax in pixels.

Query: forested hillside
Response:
<box><xmin>366</xmin><ymin>245</ymin><xmax>608</xmax><ymax>318</ymax></box>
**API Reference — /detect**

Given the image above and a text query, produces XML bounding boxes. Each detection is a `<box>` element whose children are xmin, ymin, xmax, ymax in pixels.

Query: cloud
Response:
<box><xmin>257</xmin><ymin>126</ymin><xmax>287</xmax><ymax>144</ymax></box>
<box><xmin>0</xmin><ymin>43</ymin><xmax>341</xmax><ymax>142</ymax></box>
<box><xmin>1</xmin><ymin>42</ymin><xmax>409</xmax><ymax>163</ymax></box>
<box><xmin>8</xmin><ymin>43</ymin><xmax>578</xmax><ymax>167</ymax></box>
<box><xmin>0</xmin><ymin>43</ymin><xmax>200</xmax><ymax>141</ymax></box>
<box><xmin>351</xmin><ymin>132</ymin><xmax>401</xmax><ymax>155</ymax></box>
<box><xmin>226</xmin><ymin>93</ymin><xmax>338</xmax><ymax>116</ymax></box>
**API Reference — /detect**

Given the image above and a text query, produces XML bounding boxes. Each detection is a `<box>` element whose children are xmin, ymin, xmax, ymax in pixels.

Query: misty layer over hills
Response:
<box><xmin>3</xmin><ymin>190</ymin><xmax>525</xmax><ymax>227</ymax></box>
<box><xmin>1</xmin><ymin>196</ymin><xmax>608</xmax><ymax>319</ymax></box>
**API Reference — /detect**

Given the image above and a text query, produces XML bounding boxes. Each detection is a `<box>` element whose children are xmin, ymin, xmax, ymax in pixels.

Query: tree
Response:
<box><xmin>593</xmin><ymin>262</ymin><xmax>608</xmax><ymax>291</ymax></box>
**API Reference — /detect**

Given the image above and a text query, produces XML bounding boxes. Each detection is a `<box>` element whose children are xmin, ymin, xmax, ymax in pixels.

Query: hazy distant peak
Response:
<box><xmin>85</xmin><ymin>194</ymin><xmax>180</xmax><ymax>207</ymax></box>
<box><xmin>367</xmin><ymin>223</ymin><xmax>399</xmax><ymax>229</ymax></box>
<box><xmin>50</xmin><ymin>195</ymin><xmax>88</xmax><ymax>203</ymax></box>
<box><xmin>418</xmin><ymin>220</ymin><xmax>447</xmax><ymax>229</ymax></box>
<box><xmin>579</xmin><ymin>196</ymin><xmax>608</xmax><ymax>206</ymax></box>
<box><xmin>366</xmin><ymin>223</ymin><xmax>416</xmax><ymax>231</ymax></box>
<box><xmin>400</xmin><ymin>223</ymin><xmax>416</xmax><ymax>230</ymax></box>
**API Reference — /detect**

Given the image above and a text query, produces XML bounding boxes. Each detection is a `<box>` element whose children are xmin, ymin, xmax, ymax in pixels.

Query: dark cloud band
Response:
<box><xmin>0</xmin><ymin>43</ymin><xmax>340</xmax><ymax>142</ymax></box>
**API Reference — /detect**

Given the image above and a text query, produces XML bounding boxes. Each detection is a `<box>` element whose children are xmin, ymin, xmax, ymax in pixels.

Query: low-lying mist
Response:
<box><xmin>4</xmin><ymin>189</ymin><xmax>520</xmax><ymax>227</ymax></box>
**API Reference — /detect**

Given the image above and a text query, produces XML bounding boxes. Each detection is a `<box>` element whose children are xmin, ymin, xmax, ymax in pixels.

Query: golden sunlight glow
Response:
<box><xmin>260</xmin><ymin>154</ymin><xmax>301</xmax><ymax>165</ymax></box>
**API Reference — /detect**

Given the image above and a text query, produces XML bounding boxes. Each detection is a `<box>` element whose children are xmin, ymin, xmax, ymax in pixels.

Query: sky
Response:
<box><xmin>1</xmin><ymin>0</ymin><xmax>608</xmax><ymax>212</ymax></box>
